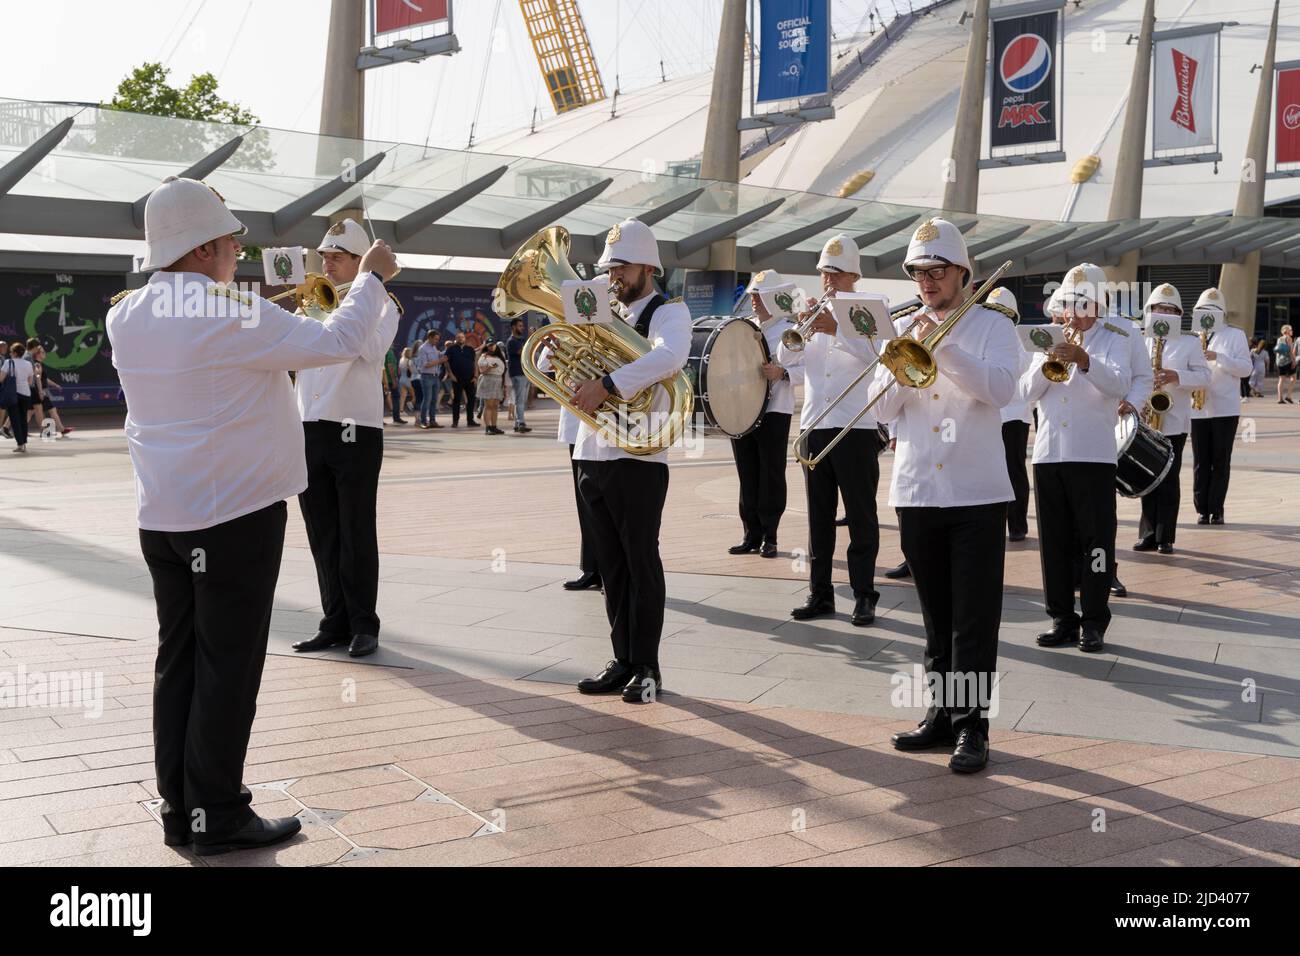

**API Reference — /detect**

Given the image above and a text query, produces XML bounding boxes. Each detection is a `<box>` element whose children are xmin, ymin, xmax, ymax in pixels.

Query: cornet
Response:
<box><xmin>780</xmin><ymin>290</ymin><xmax>836</xmax><ymax>352</ymax></box>
<box><xmin>1042</xmin><ymin>325</ymin><xmax>1083</xmax><ymax>382</ymax></box>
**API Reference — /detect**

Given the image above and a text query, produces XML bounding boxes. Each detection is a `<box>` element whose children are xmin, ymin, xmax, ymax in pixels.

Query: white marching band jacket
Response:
<box><xmin>296</xmin><ymin>293</ymin><xmax>400</xmax><ymax>429</ymax></box>
<box><xmin>870</xmin><ymin>304</ymin><xmax>1020</xmax><ymax>509</ymax></box>
<box><xmin>758</xmin><ymin>314</ymin><xmax>803</xmax><ymax>416</ymax></box>
<box><xmin>776</xmin><ymin>314</ymin><xmax>890</xmax><ymax>433</ymax></box>
<box><xmin>107</xmin><ymin>272</ymin><xmax>389</xmax><ymax>532</ymax></box>
<box><xmin>1189</xmin><ymin>325</ymin><xmax>1253</xmax><ymax>420</ymax></box>
<box><xmin>1017</xmin><ymin>319</ymin><xmax>1133</xmax><ymax>465</ymax></box>
<box><xmin>571</xmin><ymin>291</ymin><xmax>691</xmax><ymax>465</ymax></box>
<box><xmin>1144</xmin><ymin>335</ymin><xmax>1212</xmax><ymax>437</ymax></box>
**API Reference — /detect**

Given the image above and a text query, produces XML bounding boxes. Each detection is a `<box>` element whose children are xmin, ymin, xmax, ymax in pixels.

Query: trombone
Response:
<box><xmin>793</xmin><ymin>260</ymin><xmax>1014</xmax><ymax>470</ymax></box>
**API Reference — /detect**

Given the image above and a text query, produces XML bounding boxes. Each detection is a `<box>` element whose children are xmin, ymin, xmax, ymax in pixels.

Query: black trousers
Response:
<box><xmin>1191</xmin><ymin>416</ymin><xmax>1238</xmax><ymax>519</ymax></box>
<box><xmin>802</xmin><ymin>428</ymin><xmax>880</xmax><ymax>601</ymax></box>
<box><xmin>451</xmin><ymin>379</ymin><xmax>477</xmax><ymax>425</ymax></box>
<box><xmin>1002</xmin><ymin>420</ymin><xmax>1030</xmax><ymax>537</ymax></box>
<box><xmin>899</xmin><ymin>502</ymin><xmax>1006</xmax><ymax>736</ymax></box>
<box><xmin>576</xmin><ymin>458</ymin><xmax>669</xmax><ymax>667</ymax></box>
<box><xmin>1139</xmin><ymin>432</ymin><xmax>1187</xmax><ymax>545</ymax></box>
<box><xmin>298</xmin><ymin>421</ymin><xmax>383</xmax><ymax>638</ymax></box>
<box><xmin>568</xmin><ymin>444</ymin><xmax>598</xmax><ymax>574</ymax></box>
<box><xmin>1034</xmin><ymin>462</ymin><xmax>1116</xmax><ymax>633</ymax></box>
<box><xmin>141</xmin><ymin>500</ymin><xmax>286</xmax><ymax>838</ymax></box>
<box><xmin>4</xmin><ymin>395</ymin><xmax>30</xmax><ymax>446</ymax></box>
<box><xmin>731</xmin><ymin>411</ymin><xmax>791</xmax><ymax>543</ymax></box>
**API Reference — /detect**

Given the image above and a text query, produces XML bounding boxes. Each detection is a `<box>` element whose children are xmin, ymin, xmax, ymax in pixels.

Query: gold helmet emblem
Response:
<box><xmin>752</xmin><ymin>270</ymin><xmax>767</xmax><ymax>284</ymax></box>
<box><xmin>988</xmin><ymin>288</ymin><xmax>1003</xmax><ymax>300</ymax></box>
<box><xmin>1069</xmin><ymin>267</ymin><xmax>1086</xmax><ymax>284</ymax></box>
<box><xmin>914</xmin><ymin>218</ymin><xmax>939</xmax><ymax>243</ymax></box>
<box><xmin>607</xmin><ymin>222</ymin><xmax>622</xmax><ymax>245</ymax></box>
<box><xmin>1207</xmin><ymin>288</ymin><xmax>1220</xmax><ymax>300</ymax></box>
<box><xmin>327</xmin><ymin>221</ymin><xmax>347</xmax><ymax>236</ymax></box>
<box><xmin>1159</xmin><ymin>283</ymin><xmax>1175</xmax><ymax>296</ymax></box>
<box><xmin>826</xmin><ymin>238</ymin><xmax>843</xmax><ymax>256</ymax></box>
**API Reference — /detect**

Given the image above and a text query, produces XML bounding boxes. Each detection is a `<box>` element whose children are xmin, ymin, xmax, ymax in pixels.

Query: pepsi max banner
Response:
<box><xmin>990</xmin><ymin>11</ymin><xmax>1059</xmax><ymax>149</ymax></box>
<box><xmin>756</xmin><ymin>0</ymin><xmax>831</xmax><ymax>104</ymax></box>
<box><xmin>1276</xmin><ymin>66</ymin><xmax>1300</xmax><ymax>166</ymax></box>
<box><xmin>1152</xmin><ymin>27</ymin><xmax>1217</xmax><ymax>153</ymax></box>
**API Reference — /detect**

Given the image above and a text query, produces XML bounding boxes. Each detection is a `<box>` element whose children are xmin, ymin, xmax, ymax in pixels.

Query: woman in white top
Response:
<box><xmin>397</xmin><ymin>347</ymin><xmax>415</xmax><ymax>416</ymax></box>
<box><xmin>476</xmin><ymin>342</ymin><xmax>507</xmax><ymax>435</ymax></box>
<box><xmin>1</xmin><ymin>342</ymin><xmax>36</xmax><ymax>453</ymax></box>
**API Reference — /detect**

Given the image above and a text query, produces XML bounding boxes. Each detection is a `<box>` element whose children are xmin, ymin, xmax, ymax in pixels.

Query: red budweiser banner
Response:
<box><xmin>1170</xmin><ymin>49</ymin><xmax>1199</xmax><ymax>134</ymax></box>
<box><xmin>374</xmin><ymin>0</ymin><xmax>449</xmax><ymax>36</ymax></box>
<box><xmin>1277</xmin><ymin>67</ymin><xmax>1300</xmax><ymax>165</ymax></box>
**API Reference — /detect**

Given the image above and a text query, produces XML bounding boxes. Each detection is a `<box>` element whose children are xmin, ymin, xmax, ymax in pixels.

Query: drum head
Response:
<box><xmin>700</xmin><ymin>319</ymin><xmax>769</xmax><ymax>437</ymax></box>
<box><xmin>1115</xmin><ymin>412</ymin><xmax>1137</xmax><ymax>455</ymax></box>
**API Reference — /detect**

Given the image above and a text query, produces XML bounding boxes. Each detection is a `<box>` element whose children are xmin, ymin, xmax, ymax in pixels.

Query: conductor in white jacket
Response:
<box><xmin>107</xmin><ymin>177</ymin><xmax>399</xmax><ymax>856</ymax></box>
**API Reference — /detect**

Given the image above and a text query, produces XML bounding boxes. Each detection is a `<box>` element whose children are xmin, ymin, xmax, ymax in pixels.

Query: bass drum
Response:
<box><xmin>1115</xmin><ymin>412</ymin><xmax>1175</xmax><ymax>498</ymax></box>
<box><xmin>685</xmin><ymin>316</ymin><xmax>771</xmax><ymax>438</ymax></box>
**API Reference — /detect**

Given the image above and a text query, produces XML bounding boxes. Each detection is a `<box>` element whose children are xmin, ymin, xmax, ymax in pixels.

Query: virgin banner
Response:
<box><xmin>1276</xmin><ymin>66</ymin><xmax>1300</xmax><ymax>166</ymax></box>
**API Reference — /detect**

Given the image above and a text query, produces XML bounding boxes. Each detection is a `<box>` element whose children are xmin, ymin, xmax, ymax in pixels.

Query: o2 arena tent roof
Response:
<box><xmin>1</xmin><ymin>96</ymin><xmax>1298</xmax><ymax>281</ymax></box>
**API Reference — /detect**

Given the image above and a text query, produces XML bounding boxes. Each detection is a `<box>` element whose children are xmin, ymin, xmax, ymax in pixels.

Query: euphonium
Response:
<box><xmin>1191</xmin><ymin>330</ymin><xmax>1210</xmax><ymax>411</ymax></box>
<box><xmin>496</xmin><ymin>225</ymin><xmax>693</xmax><ymax>455</ymax></box>
<box><xmin>1042</xmin><ymin>325</ymin><xmax>1082</xmax><ymax>382</ymax></box>
<box><xmin>1147</xmin><ymin>335</ymin><xmax>1172</xmax><ymax>431</ymax></box>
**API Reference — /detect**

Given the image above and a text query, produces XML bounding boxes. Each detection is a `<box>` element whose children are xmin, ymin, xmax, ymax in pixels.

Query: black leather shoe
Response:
<box><xmin>563</xmin><ymin>571</ymin><xmax>602</xmax><ymax>591</ymax></box>
<box><xmin>891</xmin><ymin>720</ymin><xmax>956</xmax><ymax>751</ymax></box>
<box><xmin>193</xmin><ymin>814</ymin><xmax>302</xmax><ymax>857</ymax></box>
<box><xmin>161</xmin><ymin>811</ymin><xmax>192</xmax><ymax>847</ymax></box>
<box><xmin>759</xmin><ymin>540</ymin><xmax>778</xmax><ymax>558</ymax></box>
<box><xmin>790</xmin><ymin>595</ymin><xmax>835</xmax><ymax>620</ymax></box>
<box><xmin>1036</xmin><ymin>625</ymin><xmax>1079</xmax><ymax>648</ymax></box>
<box><xmin>1197</xmin><ymin>514</ymin><xmax>1209</xmax><ymax>525</ymax></box>
<box><xmin>291</xmin><ymin>632</ymin><xmax>350</xmax><ymax>653</ymax></box>
<box><xmin>1008</xmin><ymin>531</ymin><xmax>1027</xmax><ymax>542</ymax></box>
<box><xmin>884</xmin><ymin>561</ymin><xmax>911</xmax><ymax>580</ymax></box>
<box><xmin>163</xmin><ymin>828</ymin><xmax>192</xmax><ymax>847</ymax></box>
<box><xmin>851</xmin><ymin>596</ymin><xmax>876</xmax><ymax>626</ymax></box>
<box><xmin>1110</xmin><ymin>577</ymin><xmax>1128</xmax><ymax>598</ymax></box>
<box><xmin>1157</xmin><ymin>543</ymin><xmax>1174</xmax><ymax>555</ymax></box>
<box><xmin>834</xmin><ymin>516</ymin><xmax>849</xmax><ymax>526</ymax></box>
<box><xmin>1079</xmin><ymin>628</ymin><xmax>1105</xmax><ymax>653</ymax></box>
<box><xmin>578</xmin><ymin>660</ymin><xmax>634</xmax><ymax>694</ymax></box>
<box><xmin>1133</xmin><ymin>537</ymin><xmax>1158</xmax><ymax>552</ymax></box>
<box><xmin>348</xmin><ymin>634</ymin><xmax>378</xmax><ymax>657</ymax></box>
<box><xmin>621</xmin><ymin>665</ymin><xmax>663</xmax><ymax>704</ymax></box>
<box><xmin>728</xmin><ymin>539</ymin><xmax>760</xmax><ymax>555</ymax></box>
<box><xmin>1209</xmin><ymin>514</ymin><xmax>1224</xmax><ymax>525</ymax></box>
<box><xmin>949</xmin><ymin>728</ymin><xmax>989</xmax><ymax>774</ymax></box>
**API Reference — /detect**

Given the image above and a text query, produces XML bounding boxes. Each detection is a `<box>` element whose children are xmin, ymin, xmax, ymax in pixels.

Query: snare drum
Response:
<box><xmin>685</xmin><ymin>316</ymin><xmax>771</xmax><ymax>438</ymax></box>
<box><xmin>1115</xmin><ymin>412</ymin><xmax>1175</xmax><ymax>498</ymax></box>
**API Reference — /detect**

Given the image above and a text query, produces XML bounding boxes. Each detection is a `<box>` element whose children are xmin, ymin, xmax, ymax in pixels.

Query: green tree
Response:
<box><xmin>97</xmin><ymin>62</ymin><xmax>272</xmax><ymax>257</ymax></box>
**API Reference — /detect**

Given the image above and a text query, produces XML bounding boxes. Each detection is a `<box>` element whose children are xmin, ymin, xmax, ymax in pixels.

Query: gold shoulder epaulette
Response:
<box><xmin>1103</xmin><ymin>321</ymin><xmax>1130</xmax><ymax>337</ymax></box>
<box><xmin>207</xmin><ymin>284</ymin><xmax>252</xmax><ymax>307</ymax></box>
<box><xmin>984</xmin><ymin>302</ymin><xmax>1019</xmax><ymax>322</ymax></box>
<box><xmin>666</xmin><ymin>295</ymin><xmax>684</xmax><ymax>304</ymax></box>
<box><xmin>890</xmin><ymin>302</ymin><xmax>922</xmax><ymax>318</ymax></box>
<box><xmin>387</xmin><ymin>292</ymin><xmax>405</xmax><ymax>316</ymax></box>
<box><xmin>109</xmin><ymin>288</ymin><xmax>137</xmax><ymax>306</ymax></box>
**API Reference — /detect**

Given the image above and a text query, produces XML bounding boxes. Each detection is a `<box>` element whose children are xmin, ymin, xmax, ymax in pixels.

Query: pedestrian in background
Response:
<box><xmin>416</xmin><ymin>330</ymin><xmax>446</xmax><ymax>428</ymax></box>
<box><xmin>1</xmin><ymin>342</ymin><xmax>35</xmax><ymax>453</ymax></box>
<box><xmin>477</xmin><ymin>341</ymin><xmax>507</xmax><ymax>435</ymax></box>
<box><xmin>506</xmin><ymin>317</ymin><xmax>533</xmax><ymax>434</ymax></box>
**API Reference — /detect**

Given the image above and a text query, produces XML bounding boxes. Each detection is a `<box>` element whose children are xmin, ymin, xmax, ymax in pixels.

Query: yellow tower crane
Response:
<box><xmin>518</xmin><ymin>0</ymin><xmax>606</xmax><ymax>114</ymax></box>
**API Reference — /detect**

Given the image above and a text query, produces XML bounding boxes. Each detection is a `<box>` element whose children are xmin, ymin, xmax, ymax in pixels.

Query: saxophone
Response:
<box><xmin>1147</xmin><ymin>336</ymin><xmax>1171</xmax><ymax>431</ymax></box>
<box><xmin>1191</xmin><ymin>330</ymin><xmax>1210</xmax><ymax>411</ymax></box>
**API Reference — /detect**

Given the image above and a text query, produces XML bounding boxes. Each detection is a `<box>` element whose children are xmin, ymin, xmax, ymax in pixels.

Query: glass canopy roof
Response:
<box><xmin>1</xmin><ymin>97</ymin><xmax>1296</xmax><ymax>278</ymax></box>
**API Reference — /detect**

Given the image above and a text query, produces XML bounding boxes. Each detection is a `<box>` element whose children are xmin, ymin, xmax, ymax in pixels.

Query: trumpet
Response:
<box><xmin>1042</xmin><ymin>325</ymin><xmax>1083</xmax><ymax>382</ymax></box>
<box><xmin>1146</xmin><ymin>335</ymin><xmax>1172</xmax><ymax>431</ymax></box>
<box><xmin>268</xmin><ymin>273</ymin><xmax>345</xmax><ymax>318</ymax></box>
<box><xmin>793</xmin><ymin>260</ymin><xmax>1014</xmax><ymax>470</ymax></box>
<box><xmin>780</xmin><ymin>290</ymin><xmax>836</xmax><ymax>352</ymax></box>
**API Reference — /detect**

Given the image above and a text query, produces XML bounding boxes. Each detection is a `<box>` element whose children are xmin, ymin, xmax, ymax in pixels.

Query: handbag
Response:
<box><xmin>0</xmin><ymin>359</ymin><xmax>17</xmax><ymax>406</ymax></box>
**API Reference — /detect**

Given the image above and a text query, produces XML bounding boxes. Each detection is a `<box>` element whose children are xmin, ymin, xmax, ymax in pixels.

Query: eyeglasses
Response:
<box><xmin>907</xmin><ymin>265</ymin><xmax>950</xmax><ymax>281</ymax></box>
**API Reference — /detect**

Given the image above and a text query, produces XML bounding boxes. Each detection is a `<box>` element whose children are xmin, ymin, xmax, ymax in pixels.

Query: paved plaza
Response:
<box><xmin>1</xmin><ymin>398</ymin><xmax>1298</xmax><ymax>866</ymax></box>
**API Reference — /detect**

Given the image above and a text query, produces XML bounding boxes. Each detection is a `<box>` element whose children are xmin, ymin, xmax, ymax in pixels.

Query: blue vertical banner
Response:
<box><xmin>756</xmin><ymin>0</ymin><xmax>831</xmax><ymax>104</ymax></box>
